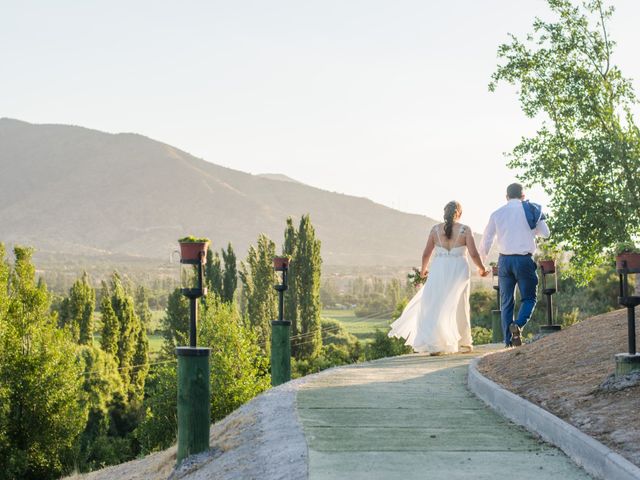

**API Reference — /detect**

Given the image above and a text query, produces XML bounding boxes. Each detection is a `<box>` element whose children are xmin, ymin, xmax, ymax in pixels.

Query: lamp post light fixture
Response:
<box><xmin>176</xmin><ymin>237</ymin><xmax>211</xmax><ymax>464</ymax></box>
<box><xmin>179</xmin><ymin>240</ymin><xmax>208</xmax><ymax>347</ymax></box>
<box><xmin>491</xmin><ymin>265</ymin><xmax>503</xmax><ymax>344</ymax></box>
<box><xmin>538</xmin><ymin>260</ymin><xmax>561</xmax><ymax>335</ymax></box>
<box><xmin>615</xmin><ymin>255</ymin><xmax>640</xmax><ymax>377</ymax></box>
<box><xmin>271</xmin><ymin>256</ymin><xmax>291</xmax><ymax>386</ymax></box>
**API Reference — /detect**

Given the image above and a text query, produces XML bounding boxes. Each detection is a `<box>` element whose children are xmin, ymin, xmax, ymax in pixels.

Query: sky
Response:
<box><xmin>2</xmin><ymin>0</ymin><xmax>640</xmax><ymax>232</ymax></box>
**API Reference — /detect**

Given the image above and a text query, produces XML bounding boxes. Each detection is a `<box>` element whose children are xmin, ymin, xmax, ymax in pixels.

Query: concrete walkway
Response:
<box><xmin>297</xmin><ymin>346</ymin><xmax>592</xmax><ymax>480</ymax></box>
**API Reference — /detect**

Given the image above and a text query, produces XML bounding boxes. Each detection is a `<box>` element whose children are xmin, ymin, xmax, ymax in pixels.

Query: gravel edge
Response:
<box><xmin>176</xmin><ymin>376</ymin><xmax>312</xmax><ymax>480</ymax></box>
<box><xmin>467</xmin><ymin>356</ymin><xmax>640</xmax><ymax>480</ymax></box>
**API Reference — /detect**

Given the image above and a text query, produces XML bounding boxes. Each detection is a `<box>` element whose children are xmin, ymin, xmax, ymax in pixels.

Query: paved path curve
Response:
<box><xmin>297</xmin><ymin>346</ymin><xmax>592</xmax><ymax>480</ymax></box>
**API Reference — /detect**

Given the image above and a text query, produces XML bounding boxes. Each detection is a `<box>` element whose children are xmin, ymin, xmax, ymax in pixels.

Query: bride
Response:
<box><xmin>389</xmin><ymin>201</ymin><xmax>490</xmax><ymax>354</ymax></box>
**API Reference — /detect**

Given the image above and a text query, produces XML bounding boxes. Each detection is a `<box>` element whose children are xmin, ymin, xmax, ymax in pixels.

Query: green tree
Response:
<box><xmin>137</xmin><ymin>294</ymin><xmax>270</xmax><ymax>453</ymax></box>
<box><xmin>199</xmin><ymin>295</ymin><xmax>270</xmax><ymax>421</ymax></box>
<box><xmin>135</xmin><ymin>364</ymin><xmax>177</xmax><ymax>454</ymax></box>
<box><xmin>205</xmin><ymin>247</ymin><xmax>223</xmax><ymax>297</ymax></box>
<box><xmin>100</xmin><ymin>289</ymin><xmax>119</xmax><ymax>358</ymax></box>
<box><xmin>0</xmin><ymin>246</ymin><xmax>87</xmax><ymax>480</ymax></box>
<box><xmin>74</xmin><ymin>345</ymin><xmax>125</xmax><ymax>472</ymax></box>
<box><xmin>130</xmin><ymin>322</ymin><xmax>149</xmax><ymax>405</ymax></box>
<box><xmin>490</xmin><ymin>0</ymin><xmax>640</xmax><ymax>281</ymax></box>
<box><xmin>161</xmin><ymin>287</ymin><xmax>189</xmax><ymax>357</ymax></box>
<box><xmin>108</xmin><ymin>273</ymin><xmax>147</xmax><ymax>403</ymax></box>
<box><xmin>0</xmin><ymin>244</ymin><xmax>12</xmax><ymax>475</ymax></box>
<box><xmin>283</xmin><ymin>218</ymin><xmax>300</xmax><ymax>355</ymax></box>
<box><xmin>135</xmin><ymin>285</ymin><xmax>152</xmax><ymax>330</ymax></box>
<box><xmin>59</xmin><ymin>272</ymin><xmax>96</xmax><ymax>344</ymax></box>
<box><xmin>221</xmin><ymin>243</ymin><xmax>238</xmax><ymax>303</ymax></box>
<box><xmin>296</xmin><ymin>215</ymin><xmax>323</xmax><ymax>359</ymax></box>
<box><xmin>239</xmin><ymin>234</ymin><xmax>277</xmax><ymax>356</ymax></box>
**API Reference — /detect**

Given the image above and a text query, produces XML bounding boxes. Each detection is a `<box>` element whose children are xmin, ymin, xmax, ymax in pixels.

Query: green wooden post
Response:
<box><xmin>271</xmin><ymin>320</ymin><xmax>291</xmax><ymax>386</ymax></box>
<box><xmin>491</xmin><ymin>309</ymin><xmax>503</xmax><ymax>344</ymax></box>
<box><xmin>176</xmin><ymin>347</ymin><xmax>211</xmax><ymax>463</ymax></box>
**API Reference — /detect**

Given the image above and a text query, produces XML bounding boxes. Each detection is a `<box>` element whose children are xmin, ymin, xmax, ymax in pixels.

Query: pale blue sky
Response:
<box><xmin>2</xmin><ymin>1</ymin><xmax>639</xmax><ymax>231</ymax></box>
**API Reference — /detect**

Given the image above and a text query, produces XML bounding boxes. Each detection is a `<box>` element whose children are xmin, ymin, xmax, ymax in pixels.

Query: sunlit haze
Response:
<box><xmin>2</xmin><ymin>0</ymin><xmax>640</xmax><ymax>231</ymax></box>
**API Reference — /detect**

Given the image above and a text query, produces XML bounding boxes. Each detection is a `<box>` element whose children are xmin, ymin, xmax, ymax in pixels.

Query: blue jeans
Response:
<box><xmin>498</xmin><ymin>254</ymin><xmax>538</xmax><ymax>346</ymax></box>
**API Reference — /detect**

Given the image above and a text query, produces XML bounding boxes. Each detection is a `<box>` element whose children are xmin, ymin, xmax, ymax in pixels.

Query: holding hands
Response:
<box><xmin>478</xmin><ymin>266</ymin><xmax>491</xmax><ymax>277</ymax></box>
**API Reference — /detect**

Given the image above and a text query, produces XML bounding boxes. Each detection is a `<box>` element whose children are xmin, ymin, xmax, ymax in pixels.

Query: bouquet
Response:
<box><xmin>408</xmin><ymin>267</ymin><xmax>427</xmax><ymax>288</ymax></box>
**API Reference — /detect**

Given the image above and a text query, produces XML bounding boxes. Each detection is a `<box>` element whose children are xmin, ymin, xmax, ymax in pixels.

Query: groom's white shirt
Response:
<box><xmin>479</xmin><ymin>199</ymin><xmax>550</xmax><ymax>259</ymax></box>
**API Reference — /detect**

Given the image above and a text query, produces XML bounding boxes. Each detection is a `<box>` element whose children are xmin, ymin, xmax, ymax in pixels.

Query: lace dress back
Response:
<box><xmin>388</xmin><ymin>223</ymin><xmax>472</xmax><ymax>353</ymax></box>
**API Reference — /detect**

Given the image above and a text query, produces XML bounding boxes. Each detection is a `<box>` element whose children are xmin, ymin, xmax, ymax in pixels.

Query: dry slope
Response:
<box><xmin>477</xmin><ymin>309</ymin><xmax>640</xmax><ymax>467</ymax></box>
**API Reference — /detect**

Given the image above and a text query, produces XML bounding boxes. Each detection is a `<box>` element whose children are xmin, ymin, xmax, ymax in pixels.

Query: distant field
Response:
<box><xmin>149</xmin><ymin>309</ymin><xmax>164</xmax><ymax>332</ymax></box>
<box><xmin>322</xmin><ymin>309</ymin><xmax>393</xmax><ymax>343</ymax></box>
<box><xmin>148</xmin><ymin>310</ymin><xmax>165</xmax><ymax>358</ymax></box>
<box><xmin>148</xmin><ymin>334</ymin><xmax>164</xmax><ymax>358</ymax></box>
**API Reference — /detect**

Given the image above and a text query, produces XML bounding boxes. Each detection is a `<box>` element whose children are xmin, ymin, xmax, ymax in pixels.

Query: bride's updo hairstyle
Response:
<box><xmin>443</xmin><ymin>201</ymin><xmax>462</xmax><ymax>239</ymax></box>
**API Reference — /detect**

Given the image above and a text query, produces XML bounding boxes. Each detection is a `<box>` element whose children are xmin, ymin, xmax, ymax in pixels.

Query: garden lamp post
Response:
<box><xmin>271</xmin><ymin>256</ymin><xmax>291</xmax><ymax>386</ymax></box>
<box><xmin>491</xmin><ymin>265</ymin><xmax>503</xmax><ymax>343</ymax></box>
<box><xmin>539</xmin><ymin>260</ymin><xmax>561</xmax><ymax>335</ymax></box>
<box><xmin>176</xmin><ymin>238</ymin><xmax>211</xmax><ymax>463</ymax></box>
<box><xmin>615</xmin><ymin>256</ymin><xmax>640</xmax><ymax>377</ymax></box>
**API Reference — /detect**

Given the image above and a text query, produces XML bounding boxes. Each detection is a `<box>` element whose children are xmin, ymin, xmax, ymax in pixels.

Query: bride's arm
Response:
<box><xmin>465</xmin><ymin>228</ymin><xmax>490</xmax><ymax>276</ymax></box>
<box><xmin>420</xmin><ymin>230</ymin><xmax>436</xmax><ymax>277</ymax></box>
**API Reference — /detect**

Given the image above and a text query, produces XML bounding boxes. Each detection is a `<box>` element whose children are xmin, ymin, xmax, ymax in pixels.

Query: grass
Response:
<box><xmin>148</xmin><ymin>310</ymin><xmax>165</xmax><ymax>358</ymax></box>
<box><xmin>322</xmin><ymin>309</ymin><xmax>393</xmax><ymax>343</ymax></box>
<box><xmin>148</xmin><ymin>334</ymin><xmax>164</xmax><ymax>359</ymax></box>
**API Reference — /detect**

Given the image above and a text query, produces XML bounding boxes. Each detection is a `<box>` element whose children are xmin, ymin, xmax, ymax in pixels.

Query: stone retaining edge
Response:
<box><xmin>468</xmin><ymin>357</ymin><xmax>640</xmax><ymax>480</ymax></box>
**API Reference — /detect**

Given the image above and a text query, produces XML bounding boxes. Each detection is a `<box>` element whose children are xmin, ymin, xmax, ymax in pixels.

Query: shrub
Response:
<box><xmin>471</xmin><ymin>326</ymin><xmax>492</xmax><ymax>345</ymax></box>
<box><xmin>365</xmin><ymin>329</ymin><xmax>413</xmax><ymax>360</ymax></box>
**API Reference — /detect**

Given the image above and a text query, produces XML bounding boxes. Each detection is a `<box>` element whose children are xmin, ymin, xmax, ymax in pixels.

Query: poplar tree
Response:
<box><xmin>161</xmin><ymin>288</ymin><xmax>189</xmax><ymax>357</ymax></box>
<box><xmin>221</xmin><ymin>243</ymin><xmax>237</xmax><ymax>303</ymax></box>
<box><xmin>239</xmin><ymin>234</ymin><xmax>277</xmax><ymax>355</ymax></box>
<box><xmin>283</xmin><ymin>218</ymin><xmax>300</xmax><ymax>356</ymax></box>
<box><xmin>100</xmin><ymin>287</ymin><xmax>118</xmax><ymax>357</ymax></box>
<box><xmin>60</xmin><ymin>272</ymin><xmax>95</xmax><ymax>344</ymax></box>
<box><xmin>130</xmin><ymin>322</ymin><xmax>149</xmax><ymax>405</ymax></box>
<box><xmin>296</xmin><ymin>215</ymin><xmax>323</xmax><ymax>359</ymax></box>
<box><xmin>135</xmin><ymin>285</ymin><xmax>152</xmax><ymax>330</ymax></box>
<box><xmin>74</xmin><ymin>344</ymin><xmax>125</xmax><ymax>472</ymax></box>
<box><xmin>205</xmin><ymin>247</ymin><xmax>223</xmax><ymax>297</ymax></box>
<box><xmin>108</xmin><ymin>273</ymin><xmax>147</xmax><ymax>403</ymax></box>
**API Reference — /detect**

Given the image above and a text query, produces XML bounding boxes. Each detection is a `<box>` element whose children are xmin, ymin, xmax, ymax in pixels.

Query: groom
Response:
<box><xmin>480</xmin><ymin>183</ymin><xmax>550</xmax><ymax>347</ymax></box>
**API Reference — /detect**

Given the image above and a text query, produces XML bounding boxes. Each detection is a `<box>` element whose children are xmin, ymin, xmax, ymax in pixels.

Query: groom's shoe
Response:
<box><xmin>509</xmin><ymin>323</ymin><xmax>522</xmax><ymax>347</ymax></box>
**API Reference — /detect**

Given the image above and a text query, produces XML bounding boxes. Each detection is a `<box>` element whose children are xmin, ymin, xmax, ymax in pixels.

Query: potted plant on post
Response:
<box><xmin>535</xmin><ymin>239</ymin><xmax>561</xmax><ymax>274</ymax></box>
<box><xmin>178</xmin><ymin>236</ymin><xmax>210</xmax><ymax>262</ymax></box>
<box><xmin>539</xmin><ymin>259</ymin><xmax>556</xmax><ymax>274</ymax></box>
<box><xmin>615</xmin><ymin>241</ymin><xmax>640</xmax><ymax>272</ymax></box>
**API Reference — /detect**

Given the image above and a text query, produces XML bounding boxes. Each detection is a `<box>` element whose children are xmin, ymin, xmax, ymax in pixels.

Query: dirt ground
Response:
<box><xmin>477</xmin><ymin>309</ymin><xmax>640</xmax><ymax>467</ymax></box>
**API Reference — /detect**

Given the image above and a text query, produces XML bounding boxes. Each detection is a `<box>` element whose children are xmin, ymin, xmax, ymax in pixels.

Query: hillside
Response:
<box><xmin>0</xmin><ymin>118</ymin><xmax>438</xmax><ymax>266</ymax></box>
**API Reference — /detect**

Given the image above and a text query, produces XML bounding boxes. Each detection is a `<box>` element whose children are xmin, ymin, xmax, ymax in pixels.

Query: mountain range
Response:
<box><xmin>0</xmin><ymin>118</ymin><xmax>439</xmax><ymax>267</ymax></box>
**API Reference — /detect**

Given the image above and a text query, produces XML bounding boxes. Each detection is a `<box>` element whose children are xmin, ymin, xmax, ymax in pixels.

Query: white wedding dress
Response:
<box><xmin>388</xmin><ymin>225</ymin><xmax>472</xmax><ymax>353</ymax></box>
